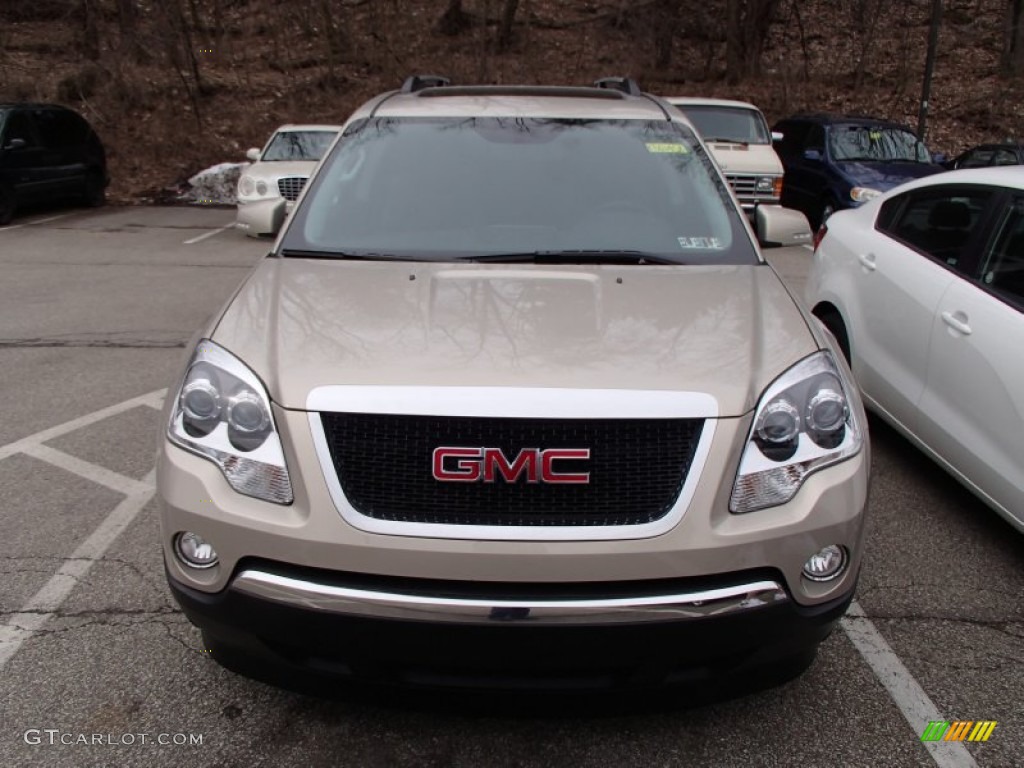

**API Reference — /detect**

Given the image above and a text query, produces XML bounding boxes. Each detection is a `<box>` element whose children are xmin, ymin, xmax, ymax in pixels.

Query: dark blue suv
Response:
<box><xmin>771</xmin><ymin>114</ymin><xmax>944</xmax><ymax>227</ymax></box>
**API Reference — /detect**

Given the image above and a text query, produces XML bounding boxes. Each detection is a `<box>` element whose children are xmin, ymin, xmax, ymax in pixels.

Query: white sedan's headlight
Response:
<box><xmin>238</xmin><ymin>175</ymin><xmax>255</xmax><ymax>197</ymax></box>
<box><xmin>850</xmin><ymin>186</ymin><xmax>881</xmax><ymax>202</ymax></box>
<box><xmin>731</xmin><ymin>351</ymin><xmax>863</xmax><ymax>514</ymax></box>
<box><xmin>167</xmin><ymin>340</ymin><xmax>293</xmax><ymax>504</ymax></box>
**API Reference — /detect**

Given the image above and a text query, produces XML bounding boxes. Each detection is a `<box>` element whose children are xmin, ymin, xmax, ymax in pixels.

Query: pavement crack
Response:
<box><xmin>0</xmin><ymin>338</ymin><xmax>186</xmax><ymax>349</ymax></box>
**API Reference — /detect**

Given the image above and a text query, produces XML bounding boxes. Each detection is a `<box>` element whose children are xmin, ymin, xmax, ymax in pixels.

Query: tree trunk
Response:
<box><xmin>1001</xmin><ymin>0</ymin><xmax>1024</xmax><ymax>76</ymax></box>
<box><xmin>497</xmin><ymin>0</ymin><xmax>519</xmax><ymax>52</ymax></box>
<box><xmin>917</xmin><ymin>0</ymin><xmax>942</xmax><ymax>141</ymax></box>
<box><xmin>116</xmin><ymin>0</ymin><xmax>147</xmax><ymax>63</ymax></box>
<box><xmin>81</xmin><ymin>0</ymin><xmax>101</xmax><ymax>61</ymax></box>
<box><xmin>725</xmin><ymin>0</ymin><xmax>780</xmax><ymax>83</ymax></box>
<box><xmin>654</xmin><ymin>0</ymin><xmax>680</xmax><ymax>69</ymax></box>
<box><xmin>437</xmin><ymin>0</ymin><xmax>471</xmax><ymax>36</ymax></box>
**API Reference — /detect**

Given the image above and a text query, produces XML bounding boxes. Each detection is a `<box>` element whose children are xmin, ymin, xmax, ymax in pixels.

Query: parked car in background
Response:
<box><xmin>773</xmin><ymin>114</ymin><xmax>944</xmax><ymax>228</ymax></box>
<box><xmin>159</xmin><ymin>76</ymin><xmax>868</xmax><ymax>696</ymax></box>
<box><xmin>236</xmin><ymin>124</ymin><xmax>340</xmax><ymax>237</ymax></box>
<box><xmin>944</xmin><ymin>142</ymin><xmax>1024</xmax><ymax>170</ymax></box>
<box><xmin>806</xmin><ymin>166</ymin><xmax>1024</xmax><ymax>531</ymax></box>
<box><xmin>0</xmin><ymin>103</ymin><xmax>108</xmax><ymax>225</ymax></box>
<box><xmin>666</xmin><ymin>97</ymin><xmax>785</xmax><ymax>217</ymax></box>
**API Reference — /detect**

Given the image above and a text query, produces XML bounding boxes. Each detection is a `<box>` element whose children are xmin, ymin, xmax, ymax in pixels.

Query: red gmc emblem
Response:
<box><xmin>432</xmin><ymin>447</ymin><xmax>591</xmax><ymax>484</ymax></box>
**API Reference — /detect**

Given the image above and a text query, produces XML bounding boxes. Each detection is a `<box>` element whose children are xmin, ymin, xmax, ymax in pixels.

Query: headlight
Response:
<box><xmin>850</xmin><ymin>186</ymin><xmax>881</xmax><ymax>202</ymax></box>
<box><xmin>755</xmin><ymin>176</ymin><xmax>775</xmax><ymax>193</ymax></box>
<box><xmin>167</xmin><ymin>340</ymin><xmax>293</xmax><ymax>504</ymax></box>
<box><xmin>731</xmin><ymin>351</ymin><xmax>863</xmax><ymax>514</ymax></box>
<box><xmin>238</xmin><ymin>175</ymin><xmax>255</xmax><ymax>197</ymax></box>
<box><xmin>255</xmin><ymin>180</ymin><xmax>268</xmax><ymax>196</ymax></box>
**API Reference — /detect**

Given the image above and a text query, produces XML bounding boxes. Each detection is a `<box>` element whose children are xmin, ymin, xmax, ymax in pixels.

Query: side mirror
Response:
<box><xmin>771</xmin><ymin>131</ymin><xmax>784</xmax><ymax>143</ymax></box>
<box><xmin>803</xmin><ymin>148</ymin><xmax>822</xmax><ymax>161</ymax></box>
<box><xmin>4</xmin><ymin>138</ymin><xmax>27</xmax><ymax>151</ymax></box>
<box><xmin>756</xmin><ymin>205</ymin><xmax>813</xmax><ymax>248</ymax></box>
<box><xmin>245</xmin><ymin>147</ymin><xmax>261</xmax><ymax>162</ymax></box>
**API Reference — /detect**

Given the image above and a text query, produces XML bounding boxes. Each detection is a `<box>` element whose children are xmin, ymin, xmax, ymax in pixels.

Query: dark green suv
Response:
<box><xmin>0</xmin><ymin>103</ymin><xmax>108</xmax><ymax>224</ymax></box>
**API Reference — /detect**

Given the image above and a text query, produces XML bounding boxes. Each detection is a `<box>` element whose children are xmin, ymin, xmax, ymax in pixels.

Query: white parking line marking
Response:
<box><xmin>842</xmin><ymin>600</ymin><xmax>978</xmax><ymax>768</ymax></box>
<box><xmin>183</xmin><ymin>223</ymin><xmax>233</xmax><ymax>245</ymax></box>
<box><xmin>23</xmin><ymin>444</ymin><xmax>154</xmax><ymax>496</ymax></box>
<box><xmin>0</xmin><ymin>213</ymin><xmax>72</xmax><ymax>232</ymax></box>
<box><xmin>0</xmin><ymin>389</ymin><xmax>165</xmax><ymax>461</ymax></box>
<box><xmin>802</xmin><ymin>244</ymin><xmax>814</xmax><ymax>251</ymax></box>
<box><xmin>0</xmin><ymin>470</ymin><xmax>155</xmax><ymax>671</ymax></box>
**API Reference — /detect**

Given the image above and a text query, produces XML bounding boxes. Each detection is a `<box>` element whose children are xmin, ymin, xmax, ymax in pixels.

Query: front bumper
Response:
<box><xmin>169</xmin><ymin>561</ymin><xmax>855</xmax><ymax>691</ymax></box>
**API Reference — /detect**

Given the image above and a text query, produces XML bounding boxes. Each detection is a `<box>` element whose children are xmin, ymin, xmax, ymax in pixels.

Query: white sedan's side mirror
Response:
<box><xmin>756</xmin><ymin>205</ymin><xmax>812</xmax><ymax>248</ymax></box>
<box><xmin>245</xmin><ymin>147</ymin><xmax>261</xmax><ymax>162</ymax></box>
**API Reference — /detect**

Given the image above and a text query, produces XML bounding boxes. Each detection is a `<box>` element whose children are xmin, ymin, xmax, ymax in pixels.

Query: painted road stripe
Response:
<box><xmin>842</xmin><ymin>600</ymin><xmax>978</xmax><ymax>768</ymax></box>
<box><xmin>183</xmin><ymin>223</ymin><xmax>233</xmax><ymax>244</ymax></box>
<box><xmin>0</xmin><ymin>212</ymin><xmax>72</xmax><ymax>232</ymax></box>
<box><xmin>0</xmin><ymin>470</ymin><xmax>156</xmax><ymax>670</ymax></box>
<box><xmin>23</xmin><ymin>444</ymin><xmax>154</xmax><ymax>496</ymax></box>
<box><xmin>0</xmin><ymin>389</ymin><xmax>165</xmax><ymax>461</ymax></box>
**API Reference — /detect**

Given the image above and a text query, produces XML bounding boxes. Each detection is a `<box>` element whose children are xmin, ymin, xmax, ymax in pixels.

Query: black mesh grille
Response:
<box><xmin>277</xmin><ymin>176</ymin><xmax>307</xmax><ymax>201</ymax></box>
<box><xmin>319</xmin><ymin>413</ymin><xmax>704</xmax><ymax>526</ymax></box>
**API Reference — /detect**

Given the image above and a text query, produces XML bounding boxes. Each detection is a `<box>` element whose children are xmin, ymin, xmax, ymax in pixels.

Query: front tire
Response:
<box><xmin>83</xmin><ymin>172</ymin><xmax>106</xmax><ymax>208</ymax></box>
<box><xmin>817</xmin><ymin>308</ymin><xmax>851</xmax><ymax>364</ymax></box>
<box><xmin>0</xmin><ymin>186</ymin><xmax>15</xmax><ymax>225</ymax></box>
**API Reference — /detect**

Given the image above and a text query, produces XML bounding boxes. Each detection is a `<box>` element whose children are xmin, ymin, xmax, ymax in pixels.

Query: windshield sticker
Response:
<box><xmin>869</xmin><ymin>130</ymin><xmax>883</xmax><ymax>140</ymax></box>
<box><xmin>646</xmin><ymin>142</ymin><xmax>689</xmax><ymax>154</ymax></box>
<box><xmin>678</xmin><ymin>236</ymin><xmax>724</xmax><ymax>250</ymax></box>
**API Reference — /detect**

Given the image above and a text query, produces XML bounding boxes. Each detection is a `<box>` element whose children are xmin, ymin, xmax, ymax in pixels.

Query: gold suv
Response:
<box><xmin>158</xmin><ymin>76</ymin><xmax>869</xmax><ymax>693</ymax></box>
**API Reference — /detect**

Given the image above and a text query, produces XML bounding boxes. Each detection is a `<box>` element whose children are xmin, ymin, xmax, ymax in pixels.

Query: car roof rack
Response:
<box><xmin>401</xmin><ymin>75</ymin><xmax>452</xmax><ymax>93</ymax></box>
<box><xmin>593</xmin><ymin>77</ymin><xmax>642</xmax><ymax>96</ymax></box>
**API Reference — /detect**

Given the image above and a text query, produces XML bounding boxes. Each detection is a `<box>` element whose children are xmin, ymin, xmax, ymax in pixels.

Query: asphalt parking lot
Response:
<box><xmin>0</xmin><ymin>205</ymin><xmax>1020</xmax><ymax>768</ymax></box>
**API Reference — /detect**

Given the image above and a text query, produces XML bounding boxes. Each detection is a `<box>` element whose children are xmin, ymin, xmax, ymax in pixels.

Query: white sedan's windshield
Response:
<box><xmin>283</xmin><ymin>117</ymin><xmax>754</xmax><ymax>264</ymax></box>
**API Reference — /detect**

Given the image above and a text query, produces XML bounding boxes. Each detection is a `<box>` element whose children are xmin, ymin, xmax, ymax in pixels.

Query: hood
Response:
<box><xmin>835</xmin><ymin>160</ymin><xmax>944</xmax><ymax>190</ymax></box>
<box><xmin>247</xmin><ymin>160</ymin><xmax>318</xmax><ymax>180</ymax></box>
<box><xmin>212</xmin><ymin>259</ymin><xmax>817</xmax><ymax>417</ymax></box>
<box><xmin>706</xmin><ymin>143</ymin><xmax>784</xmax><ymax>175</ymax></box>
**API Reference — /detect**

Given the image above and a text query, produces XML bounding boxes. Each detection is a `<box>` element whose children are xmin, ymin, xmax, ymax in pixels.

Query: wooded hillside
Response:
<box><xmin>2</xmin><ymin>0</ymin><xmax>1022</xmax><ymax>202</ymax></box>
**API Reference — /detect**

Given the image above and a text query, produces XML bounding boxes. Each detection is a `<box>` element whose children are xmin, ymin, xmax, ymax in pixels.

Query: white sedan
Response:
<box><xmin>806</xmin><ymin>166</ymin><xmax>1023</xmax><ymax>531</ymax></box>
<box><xmin>236</xmin><ymin>124</ymin><xmax>340</xmax><ymax>237</ymax></box>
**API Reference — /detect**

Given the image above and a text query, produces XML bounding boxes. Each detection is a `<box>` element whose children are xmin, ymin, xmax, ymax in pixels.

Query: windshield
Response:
<box><xmin>281</xmin><ymin>117</ymin><xmax>755</xmax><ymax>264</ymax></box>
<box><xmin>678</xmin><ymin>106</ymin><xmax>770</xmax><ymax>145</ymax></box>
<box><xmin>829</xmin><ymin>124</ymin><xmax>930</xmax><ymax>162</ymax></box>
<box><xmin>262</xmin><ymin>130</ymin><xmax>337</xmax><ymax>161</ymax></box>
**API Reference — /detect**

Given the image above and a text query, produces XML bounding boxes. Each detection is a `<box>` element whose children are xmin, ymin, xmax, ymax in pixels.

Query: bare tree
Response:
<box><xmin>81</xmin><ymin>0</ymin><xmax>101</xmax><ymax>61</ymax></box>
<box><xmin>438</xmin><ymin>0</ymin><xmax>472</xmax><ymax>36</ymax></box>
<box><xmin>1001</xmin><ymin>0</ymin><xmax>1024</xmax><ymax>76</ymax></box>
<box><xmin>497</xmin><ymin>0</ymin><xmax>520</xmax><ymax>52</ymax></box>
<box><xmin>850</xmin><ymin>0</ymin><xmax>887</xmax><ymax>89</ymax></box>
<box><xmin>725</xmin><ymin>0</ymin><xmax>780</xmax><ymax>83</ymax></box>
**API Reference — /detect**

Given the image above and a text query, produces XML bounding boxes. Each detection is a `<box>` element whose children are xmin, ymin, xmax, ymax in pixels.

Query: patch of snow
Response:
<box><xmin>179</xmin><ymin>162</ymin><xmax>248</xmax><ymax>204</ymax></box>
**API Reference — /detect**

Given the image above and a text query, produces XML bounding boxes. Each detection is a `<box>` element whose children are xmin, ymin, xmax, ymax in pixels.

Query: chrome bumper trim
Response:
<box><xmin>231</xmin><ymin>569</ymin><xmax>789</xmax><ymax>625</ymax></box>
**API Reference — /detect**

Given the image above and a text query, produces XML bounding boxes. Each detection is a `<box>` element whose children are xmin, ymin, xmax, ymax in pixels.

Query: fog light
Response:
<box><xmin>802</xmin><ymin>545</ymin><xmax>846</xmax><ymax>582</ymax></box>
<box><xmin>175</xmin><ymin>532</ymin><xmax>219</xmax><ymax>569</ymax></box>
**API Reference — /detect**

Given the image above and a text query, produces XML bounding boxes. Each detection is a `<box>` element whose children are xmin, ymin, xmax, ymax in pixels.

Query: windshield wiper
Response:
<box><xmin>460</xmin><ymin>250</ymin><xmax>683</xmax><ymax>265</ymax></box>
<box><xmin>705</xmin><ymin>137</ymin><xmax>749</xmax><ymax>145</ymax></box>
<box><xmin>279</xmin><ymin>248</ymin><xmax>436</xmax><ymax>262</ymax></box>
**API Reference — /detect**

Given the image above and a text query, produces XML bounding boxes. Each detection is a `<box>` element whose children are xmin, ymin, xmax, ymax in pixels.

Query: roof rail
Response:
<box><xmin>401</xmin><ymin>75</ymin><xmax>452</xmax><ymax>93</ymax></box>
<box><xmin>593</xmin><ymin>77</ymin><xmax>642</xmax><ymax>96</ymax></box>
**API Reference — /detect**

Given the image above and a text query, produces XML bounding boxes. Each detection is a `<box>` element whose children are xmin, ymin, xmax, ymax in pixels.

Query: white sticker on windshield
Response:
<box><xmin>678</xmin><ymin>236</ymin><xmax>724</xmax><ymax>250</ymax></box>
